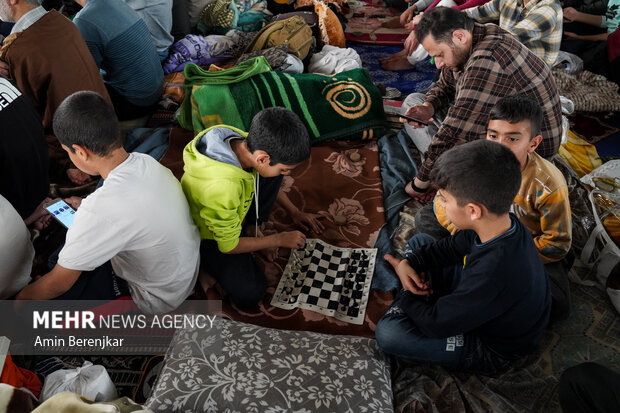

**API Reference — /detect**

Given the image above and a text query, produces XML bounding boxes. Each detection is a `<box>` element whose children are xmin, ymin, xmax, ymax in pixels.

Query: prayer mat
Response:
<box><xmin>568</xmin><ymin>112</ymin><xmax>620</xmax><ymax>145</ymax></box>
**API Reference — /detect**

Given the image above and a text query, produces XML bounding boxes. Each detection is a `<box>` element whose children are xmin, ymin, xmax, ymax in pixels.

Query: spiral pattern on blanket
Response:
<box><xmin>322</xmin><ymin>80</ymin><xmax>371</xmax><ymax>119</ymax></box>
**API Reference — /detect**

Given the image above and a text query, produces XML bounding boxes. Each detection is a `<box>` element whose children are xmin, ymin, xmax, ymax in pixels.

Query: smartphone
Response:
<box><xmin>398</xmin><ymin>113</ymin><xmax>429</xmax><ymax>126</ymax></box>
<box><xmin>45</xmin><ymin>199</ymin><xmax>76</xmax><ymax>229</ymax></box>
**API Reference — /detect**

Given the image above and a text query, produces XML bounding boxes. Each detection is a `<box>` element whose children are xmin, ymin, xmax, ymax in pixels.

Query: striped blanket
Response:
<box><xmin>179</xmin><ymin>57</ymin><xmax>387</xmax><ymax>142</ymax></box>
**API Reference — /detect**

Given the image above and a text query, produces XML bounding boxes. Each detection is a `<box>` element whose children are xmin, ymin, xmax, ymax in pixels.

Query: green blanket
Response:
<box><xmin>179</xmin><ymin>57</ymin><xmax>387</xmax><ymax>142</ymax></box>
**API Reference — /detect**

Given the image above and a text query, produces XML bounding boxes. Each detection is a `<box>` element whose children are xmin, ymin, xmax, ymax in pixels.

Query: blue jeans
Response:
<box><xmin>375</xmin><ymin>234</ymin><xmax>513</xmax><ymax>374</ymax></box>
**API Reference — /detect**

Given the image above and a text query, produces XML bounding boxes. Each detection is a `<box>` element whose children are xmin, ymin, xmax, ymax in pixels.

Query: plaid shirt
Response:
<box><xmin>418</xmin><ymin>23</ymin><xmax>562</xmax><ymax>182</ymax></box>
<box><xmin>465</xmin><ymin>0</ymin><xmax>563</xmax><ymax>66</ymax></box>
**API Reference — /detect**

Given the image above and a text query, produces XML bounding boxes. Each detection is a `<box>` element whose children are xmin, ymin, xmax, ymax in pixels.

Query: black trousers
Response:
<box><xmin>559</xmin><ymin>362</ymin><xmax>620</xmax><ymax>413</ymax></box>
<box><xmin>200</xmin><ymin>175</ymin><xmax>283</xmax><ymax>309</ymax></box>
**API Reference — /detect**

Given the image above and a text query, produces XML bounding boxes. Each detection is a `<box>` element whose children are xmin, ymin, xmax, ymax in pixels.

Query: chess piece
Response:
<box><xmin>334</xmin><ymin>214</ymin><xmax>347</xmax><ymax>226</ymax></box>
<box><xmin>349</xmin><ymin>152</ymin><xmax>362</xmax><ymax>162</ymax></box>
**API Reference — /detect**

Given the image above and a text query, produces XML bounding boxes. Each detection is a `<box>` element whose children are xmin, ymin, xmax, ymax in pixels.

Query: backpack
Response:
<box><xmin>243</xmin><ymin>16</ymin><xmax>313</xmax><ymax>60</ymax></box>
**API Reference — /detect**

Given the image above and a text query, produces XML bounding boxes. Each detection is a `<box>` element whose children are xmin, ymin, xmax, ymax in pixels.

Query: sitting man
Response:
<box><xmin>0</xmin><ymin>0</ymin><xmax>110</xmax><ymax>133</ymax></box>
<box><xmin>16</xmin><ymin>91</ymin><xmax>200</xmax><ymax>314</ymax></box>
<box><xmin>182</xmin><ymin>107</ymin><xmax>321</xmax><ymax>309</ymax></box>
<box><xmin>380</xmin><ymin>0</ymin><xmax>489</xmax><ymax>70</ymax></box>
<box><xmin>465</xmin><ymin>0</ymin><xmax>563</xmax><ymax>66</ymax></box>
<box><xmin>123</xmin><ymin>0</ymin><xmax>173</xmax><ymax>62</ymax></box>
<box><xmin>417</xmin><ymin>95</ymin><xmax>573</xmax><ymax>320</ymax></box>
<box><xmin>0</xmin><ymin>77</ymin><xmax>48</xmax><ymax>220</ymax></box>
<box><xmin>73</xmin><ymin>0</ymin><xmax>164</xmax><ymax>120</ymax></box>
<box><xmin>401</xmin><ymin>7</ymin><xmax>562</xmax><ymax>202</ymax></box>
<box><xmin>376</xmin><ymin>139</ymin><xmax>551</xmax><ymax>373</ymax></box>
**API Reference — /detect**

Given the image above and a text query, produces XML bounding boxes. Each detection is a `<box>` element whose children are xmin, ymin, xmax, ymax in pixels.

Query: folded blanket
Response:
<box><xmin>552</xmin><ymin>69</ymin><xmax>620</xmax><ymax>112</ymax></box>
<box><xmin>179</xmin><ymin>57</ymin><xmax>387</xmax><ymax>142</ymax></box>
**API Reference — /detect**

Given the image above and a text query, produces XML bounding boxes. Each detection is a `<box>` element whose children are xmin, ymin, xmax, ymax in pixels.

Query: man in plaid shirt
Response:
<box><xmin>401</xmin><ymin>7</ymin><xmax>562</xmax><ymax>202</ymax></box>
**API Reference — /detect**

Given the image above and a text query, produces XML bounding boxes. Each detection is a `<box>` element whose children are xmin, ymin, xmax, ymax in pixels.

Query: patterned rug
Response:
<box><xmin>350</xmin><ymin>43</ymin><xmax>437</xmax><ymax>99</ymax></box>
<box><xmin>568</xmin><ymin>113</ymin><xmax>620</xmax><ymax>145</ymax></box>
<box><xmin>202</xmin><ymin>140</ymin><xmax>393</xmax><ymax>338</ymax></box>
<box><xmin>345</xmin><ymin>0</ymin><xmax>409</xmax><ymax>45</ymax></box>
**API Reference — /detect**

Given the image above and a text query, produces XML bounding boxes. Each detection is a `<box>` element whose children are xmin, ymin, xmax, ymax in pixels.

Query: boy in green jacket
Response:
<box><xmin>182</xmin><ymin>107</ymin><xmax>317</xmax><ymax>308</ymax></box>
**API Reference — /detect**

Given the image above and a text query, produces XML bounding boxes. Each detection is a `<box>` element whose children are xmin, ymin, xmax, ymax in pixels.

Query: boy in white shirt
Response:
<box><xmin>16</xmin><ymin>91</ymin><xmax>200</xmax><ymax>314</ymax></box>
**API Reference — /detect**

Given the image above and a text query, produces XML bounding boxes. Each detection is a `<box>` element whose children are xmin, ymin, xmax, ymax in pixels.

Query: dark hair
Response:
<box><xmin>489</xmin><ymin>95</ymin><xmax>543</xmax><ymax>138</ymax></box>
<box><xmin>415</xmin><ymin>7</ymin><xmax>474</xmax><ymax>45</ymax></box>
<box><xmin>246</xmin><ymin>107</ymin><xmax>311</xmax><ymax>165</ymax></box>
<box><xmin>430</xmin><ymin>140</ymin><xmax>521</xmax><ymax>215</ymax></box>
<box><xmin>52</xmin><ymin>91</ymin><xmax>122</xmax><ymax>156</ymax></box>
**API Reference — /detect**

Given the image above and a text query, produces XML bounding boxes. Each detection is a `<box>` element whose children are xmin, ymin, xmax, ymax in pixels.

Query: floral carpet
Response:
<box><xmin>204</xmin><ymin>140</ymin><xmax>393</xmax><ymax>338</ymax></box>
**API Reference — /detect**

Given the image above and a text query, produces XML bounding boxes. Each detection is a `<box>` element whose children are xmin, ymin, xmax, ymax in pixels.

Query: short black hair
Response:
<box><xmin>246</xmin><ymin>107</ymin><xmax>311</xmax><ymax>165</ymax></box>
<box><xmin>415</xmin><ymin>7</ymin><xmax>474</xmax><ymax>45</ymax></box>
<box><xmin>489</xmin><ymin>95</ymin><xmax>543</xmax><ymax>138</ymax></box>
<box><xmin>52</xmin><ymin>91</ymin><xmax>122</xmax><ymax>156</ymax></box>
<box><xmin>430</xmin><ymin>140</ymin><xmax>521</xmax><ymax>215</ymax></box>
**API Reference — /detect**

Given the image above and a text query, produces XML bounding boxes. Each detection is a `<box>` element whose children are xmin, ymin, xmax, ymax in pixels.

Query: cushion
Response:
<box><xmin>145</xmin><ymin>318</ymin><xmax>393</xmax><ymax>412</ymax></box>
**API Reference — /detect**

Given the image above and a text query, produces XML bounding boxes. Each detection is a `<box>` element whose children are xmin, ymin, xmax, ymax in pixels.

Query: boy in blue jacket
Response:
<box><xmin>376</xmin><ymin>140</ymin><xmax>551</xmax><ymax>373</ymax></box>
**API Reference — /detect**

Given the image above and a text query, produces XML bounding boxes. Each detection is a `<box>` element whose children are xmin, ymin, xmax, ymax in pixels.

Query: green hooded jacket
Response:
<box><xmin>181</xmin><ymin>125</ymin><xmax>257</xmax><ymax>252</ymax></box>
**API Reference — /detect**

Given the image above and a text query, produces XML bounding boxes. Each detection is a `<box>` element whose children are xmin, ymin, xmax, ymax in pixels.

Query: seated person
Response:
<box><xmin>376</xmin><ymin>139</ymin><xmax>551</xmax><ymax>374</ymax></box>
<box><xmin>181</xmin><ymin>107</ymin><xmax>320</xmax><ymax>309</ymax></box>
<box><xmin>400</xmin><ymin>8</ymin><xmax>562</xmax><ymax>203</ymax></box>
<box><xmin>72</xmin><ymin>0</ymin><xmax>164</xmax><ymax>120</ymax></box>
<box><xmin>562</xmin><ymin>0</ymin><xmax>608</xmax><ymax>15</ymax></box>
<box><xmin>465</xmin><ymin>0</ymin><xmax>563</xmax><ymax>66</ymax></box>
<box><xmin>416</xmin><ymin>95</ymin><xmax>572</xmax><ymax>320</ymax></box>
<box><xmin>123</xmin><ymin>0</ymin><xmax>174</xmax><ymax>62</ymax></box>
<box><xmin>0</xmin><ymin>77</ymin><xmax>49</xmax><ymax>220</ymax></box>
<box><xmin>380</xmin><ymin>0</ymin><xmax>490</xmax><ymax>70</ymax></box>
<box><xmin>15</xmin><ymin>91</ymin><xmax>200</xmax><ymax>314</ymax></box>
<box><xmin>0</xmin><ymin>0</ymin><xmax>110</xmax><ymax>133</ymax></box>
<box><xmin>0</xmin><ymin>194</ymin><xmax>35</xmax><ymax>299</ymax></box>
<box><xmin>562</xmin><ymin>0</ymin><xmax>620</xmax><ymax>78</ymax></box>
<box><xmin>382</xmin><ymin>0</ymin><xmax>561</xmax><ymax>69</ymax></box>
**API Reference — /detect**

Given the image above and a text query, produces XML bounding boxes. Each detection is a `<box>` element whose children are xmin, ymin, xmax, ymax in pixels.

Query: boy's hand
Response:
<box><xmin>278</xmin><ymin>230</ymin><xmax>307</xmax><ymax>249</ymax></box>
<box><xmin>0</xmin><ymin>61</ymin><xmax>10</xmax><ymax>78</ymax></box>
<box><xmin>290</xmin><ymin>210</ymin><xmax>325</xmax><ymax>234</ymax></box>
<box><xmin>563</xmin><ymin>7</ymin><xmax>579</xmax><ymax>22</ymax></box>
<box><xmin>64</xmin><ymin>196</ymin><xmax>83</xmax><ymax>210</ymax></box>
<box><xmin>384</xmin><ymin>254</ymin><xmax>431</xmax><ymax>295</ymax></box>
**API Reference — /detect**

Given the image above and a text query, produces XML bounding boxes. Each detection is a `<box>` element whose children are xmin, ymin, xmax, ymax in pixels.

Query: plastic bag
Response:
<box><xmin>40</xmin><ymin>361</ymin><xmax>117</xmax><ymax>402</ymax></box>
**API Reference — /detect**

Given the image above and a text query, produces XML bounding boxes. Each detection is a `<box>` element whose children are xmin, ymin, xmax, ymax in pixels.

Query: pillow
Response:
<box><xmin>145</xmin><ymin>318</ymin><xmax>393</xmax><ymax>412</ymax></box>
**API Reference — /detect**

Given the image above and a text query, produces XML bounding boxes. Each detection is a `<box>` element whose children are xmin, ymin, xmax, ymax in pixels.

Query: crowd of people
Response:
<box><xmin>1</xmin><ymin>1</ymin><xmax>619</xmax><ymax>411</ymax></box>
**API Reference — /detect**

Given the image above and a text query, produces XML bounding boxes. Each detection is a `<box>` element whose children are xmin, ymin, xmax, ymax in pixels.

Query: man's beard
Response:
<box><xmin>450</xmin><ymin>44</ymin><xmax>470</xmax><ymax>71</ymax></box>
<box><xmin>0</xmin><ymin>1</ymin><xmax>14</xmax><ymax>23</ymax></box>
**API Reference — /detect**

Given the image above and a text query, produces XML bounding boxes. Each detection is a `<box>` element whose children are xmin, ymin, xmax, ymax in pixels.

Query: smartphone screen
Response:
<box><xmin>45</xmin><ymin>200</ymin><xmax>76</xmax><ymax>229</ymax></box>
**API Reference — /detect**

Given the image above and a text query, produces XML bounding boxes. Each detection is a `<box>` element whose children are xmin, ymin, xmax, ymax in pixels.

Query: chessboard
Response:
<box><xmin>271</xmin><ymin>239</ymin><xmax>377</xmax><ymax>325</ymax></box>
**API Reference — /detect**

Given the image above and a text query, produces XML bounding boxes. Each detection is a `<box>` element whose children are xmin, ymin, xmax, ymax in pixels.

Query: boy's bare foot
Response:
<box><xmin>380</xmin><ymin>51</ymin><xmax>414</xmax><ymax>70</ymax></box>
<box><xmin>67</xmin><ymin>168</ymin><xmax>92</xmax><ymax>185</ymax></box>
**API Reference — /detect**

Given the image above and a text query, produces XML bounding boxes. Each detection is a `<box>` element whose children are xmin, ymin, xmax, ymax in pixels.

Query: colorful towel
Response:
<box><xmin>179</xmin><ymin>57</ymin><xmax>387</xmax><ymax>142</ymax></box>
